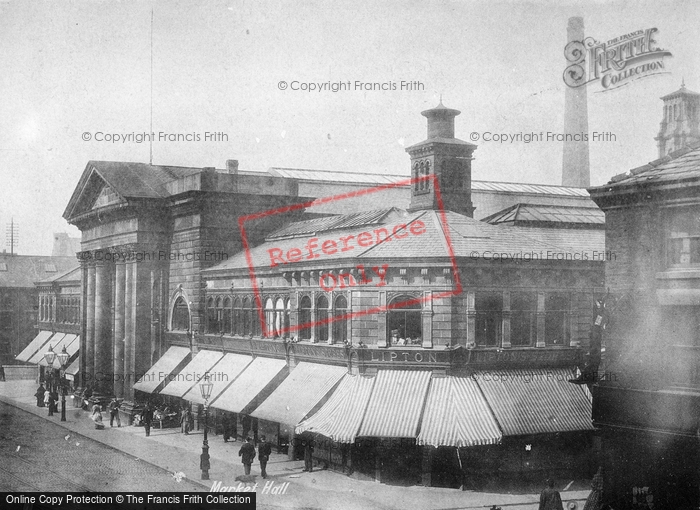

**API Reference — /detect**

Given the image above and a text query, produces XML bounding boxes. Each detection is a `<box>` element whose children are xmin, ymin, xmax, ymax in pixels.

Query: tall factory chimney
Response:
<box><xmin>562</xmin><ymin>16</ymin><xmax>590</xmax><ymax>188</ymax></box>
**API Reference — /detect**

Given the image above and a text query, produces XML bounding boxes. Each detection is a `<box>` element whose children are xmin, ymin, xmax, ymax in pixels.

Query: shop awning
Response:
<box><xmin>16</xmin><ymin>330</ymin><xmax>55</xmax><ymax>363</ymax></box>
<box><xmin>50</xmin><ymin>334</ymin><xmax>79</xmax><ymax>369</ymax></box>
<box><xmin>357</xmin><ymin>370</ymin><xmax>432</xmax><ymax>438</ymax></box>
<box><xmin>65</xmin><ymin>357</ymin><xmax>80</xmax><ymax>381</ymax></box>
<box><xmin>474</xmin><ymin>369</ymin><xmax>594</xmax><ymax>436</ymax></box>
<box><xmin>160</xmin><ymin>349</ymin><xmax>225</xmax><ymax>398</ymax></box>
<box><xmin>209</xmin><ymin>356</ymin><xmax>287</xmax><ymax>414</ymax></box>
<box><xmin>251</xmin><ymin>362</ymin><xmax>347</xmax><ymax>425</ymax></box>
<box><xmin>183</xmin><ymin>353</ymin><xmax>253</xmax><ymax>405</ymax></box>
<box><xmin>417</xmin><ymin>376</ymin><xmax>502</xmax><ymax>448</ymax></box>
<box><xmin>133</xmin><ymin>346</ymin><xmax>191</xmax><ymax>394</ymax></box>
<box><xmin>31</xmin><ymin>333</ymin><xmax>66</xmax><ymax>365</ymax></box>
<box><xmin>296</xmin><ymin>374</ymin><xmax>375</xmax><ymax>443</ymax></box>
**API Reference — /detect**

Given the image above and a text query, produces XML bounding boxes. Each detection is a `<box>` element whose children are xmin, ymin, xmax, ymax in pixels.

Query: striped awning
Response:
<box><xmin>183</xmin><ymin>353</ymin><xmax>253</xmax><ymax>405</ymax></box>
<box><xmin>34</xmin><ymin>334</ymin><xmax>67</xmax><ymax>366</ymax></box>
<box><xmin>65</xmin><ymin>357</ymin><xmax>80</xmax><ymax>381</ymax></box>
<box><xmin>252</xmin><ymin>362</ymin><xmax>347</xmax><ymax>425</ymax></box>
<box><xmin>296</xmin><ymin>374</ymin><xmax>375</xmax><ymax>443</ymax></box>
<box><xmin>357</xmin><ymin>370</ymin><xmax>432</xmax><ymax>438</ymax></box>
<box><xmin>160</xmin><ymin>349</ymin><xmax>224</xmax><ymax>398</ymax></box>
<box><xmin>209</xmin><ymin>356</ymin><xmax>287</xmax><ymax>414</ymax></box>
<box><xmin>50</xmin><ymin>334</ymin><xmax>79</xmax><ymax>369</ymax></box>
<box><xmin>16</xmin><ymin>330</ymin><xmax>54</xmax><ymax>363</ymax></box>
<box><xmin>133</xmin><ymin>346</ymin><xmax>190</xmax><ymax>394</ymax></box>
<box><xmin>474</xmin><ymin>369</ymin><xmax>594</xmax><ymax>436</ymax></box>
<box><xmin>417</xmin><ymin>376</ymin><xmax>502</xmax><ymax>448</ymax></box>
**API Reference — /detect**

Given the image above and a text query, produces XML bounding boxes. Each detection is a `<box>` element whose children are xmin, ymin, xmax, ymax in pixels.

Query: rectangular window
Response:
<box><xmin>511</xmin><ymin>292</ymin><xmax>536</xmax><ymax>346</ymax></box>
<box><xmin>545</xmin><ymin>293</ymin><xmax>570</xmax><ymax>345</ymax></box>
<box><xmin>667</xmin><ymin>209</ymin><xmax>700</xmax><ymax>266</ymax></box>
<box><xmin>475</xmin><ymin>292</ymin><xmax>502</xmax><ymax>347</ymax></box>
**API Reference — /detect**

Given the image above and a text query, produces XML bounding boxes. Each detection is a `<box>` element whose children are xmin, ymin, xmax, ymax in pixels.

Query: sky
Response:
<box><xmin>1</xmin><ymin>0</ymin><xmax>699</xmax><ymax>255</ymax></box>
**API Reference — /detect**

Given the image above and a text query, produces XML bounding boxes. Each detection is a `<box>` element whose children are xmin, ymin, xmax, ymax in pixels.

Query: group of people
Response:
<box><xmin>34</xmin><ymin>384</ymin><xmax>58</xmax><ymax>415</ymax></box>
<box><xmin>238</xmin><ymin>436</ymin><xmax>272</xmax><ymax>478</ymax></box>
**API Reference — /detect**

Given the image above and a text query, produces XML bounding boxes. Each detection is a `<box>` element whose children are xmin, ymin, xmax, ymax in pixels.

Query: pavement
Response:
<box><xmin>0</xmin><ymin>379</ymin><xmax>592</xmax><ymax>509</ymax></box>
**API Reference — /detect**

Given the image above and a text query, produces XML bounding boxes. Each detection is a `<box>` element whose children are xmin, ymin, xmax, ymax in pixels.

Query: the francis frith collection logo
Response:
<box><xmin>564</xmin><ymin>28</ymin><xmax>672</xmax><ymax>91</ymax></box>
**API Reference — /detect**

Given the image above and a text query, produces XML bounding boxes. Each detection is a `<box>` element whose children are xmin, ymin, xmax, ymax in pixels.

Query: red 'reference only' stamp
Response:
<box><xmin>237</xmin><ymin>173</ymin><xmax>460</xmax><ymax>338</ymax></box>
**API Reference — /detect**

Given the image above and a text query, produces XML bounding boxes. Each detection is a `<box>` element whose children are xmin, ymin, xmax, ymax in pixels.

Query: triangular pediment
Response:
<box><xmin>63</xmin><ymin>163</ymin><xmax>127</xmax><ymax>221</ymax></box>
<box><xmin>92</xmin><ymin>182</ymin><xmax>125</xmax><ymax>209</ymax></box>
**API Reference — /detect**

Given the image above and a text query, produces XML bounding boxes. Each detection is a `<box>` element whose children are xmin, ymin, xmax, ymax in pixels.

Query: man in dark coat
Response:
<box><xmin>538</xmin><ymin>479</ymin><xmax>564</xmax><ymax>510</ymax></box>
<box><xmin>109</xmin><ymin>398</ymin><xmax>121</xmax><ymax>427</ymax></box>
<box><xmin>34</xmin><ymin>384</ymin><xmax>46</xmax><ymax>407</ymax></box>
<box><xmin>303</xmin><ymin>438</ymin><xmax>314</xmax><ymax>472</ymax></box>
<box><xmin>258</xmin><ymin>435</ymin><xmax>272</xmax><ymax>478</ymax></box>
<box><xmin>142</xmin><ymin>404</ymin><xmax>154</xmax><ymax>437</ymax></box>
<box><xmin>238</xmin><ymin>437</ymin><xmax>256</xmax><ymax>475</ymax></box>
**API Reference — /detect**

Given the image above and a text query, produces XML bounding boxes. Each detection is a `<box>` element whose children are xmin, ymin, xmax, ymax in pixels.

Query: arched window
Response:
<box><xmin>333</xmin><ymin>295</ymin><xmax>348</xmax><ymax>344</ymax></box>
<box><xmin>243</xmin><ymin>297</ymin><xmax>252</xmax><ymax>336</ymax></box>
<box><xmin>419</xmin><ymin>161</ymin><xmax>425</xmax><ymax>190</ymax></box>
<box><xmin>284</xmin><ymin>298</ymin><xmax>291</xmax><ymax>338</ymax></box>
<box><xmin>275</xmin><ymin>298</ymin><xmax>285</xmax><ymax>338</ymax></box>
<box><xmin>413</xmin><ymin>163</ymin><xmax>420</xmax><ymax>191</ymax></box>
<box><xmin>207</xmin><ymin>298</ymin><xmax>217</xmax><ymax>333</ymax></box>
<box><xmin>387</xmin><ymin>295</ymin><xmax>422</xmax><ymax>345</ymax></box>
<box><xmin>233</xmin><ymin>297</ymin><xmax>242</xmax><ymax>336</ymax></box>
<box><xmin>223</xmin><ymin>297</ymin><xmax>232</xmax><ymax>334</ymax></box>
<box><xmin>299</xmin><ymin>296</ymin><xmax>312</xmax><ymax>340</ymax></box>
<box><xmin>424</xmin><ymin>161</ymin><xmax>431</xmax><ymax>190</ymax></box>
<box><xmin>317</xmin><ymin>295</ymin><xmax>329</xmax><ymax>342</ymax></box>
<box><xmin>171</xmin><ymin>297</ymin><xmax>190</xmax><ymax>331</ymax></box>
<box><xmin>265</xmin><ymin>298</ymin><xmax>275</xmax><ymax>337</ymax></box>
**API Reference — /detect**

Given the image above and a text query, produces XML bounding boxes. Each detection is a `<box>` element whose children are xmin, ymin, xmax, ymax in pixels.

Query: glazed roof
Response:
<box><xmin>0</xmin><ymin>255</ymin><xmax>76</xmax><ymax>289</ymax></box>
<box><xmin>205</xmin><ymin>208</ymin><xmax>604</xmax><ymax>274</ymax></box>
<box><xmin>482</xmin><ymin>203</ymin><xmax>604</xmax><ymax>227</ymax></box>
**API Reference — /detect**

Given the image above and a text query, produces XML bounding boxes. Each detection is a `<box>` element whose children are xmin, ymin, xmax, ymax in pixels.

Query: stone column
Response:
<box><xmin>113</xmin><ymin>262</ymin><xmax>126</xmax><ymax>398</ymax></box>
<box><xmin>124</xmin><ymin>261</ymin><xmax>135</xmax><ymax>399</ymax></box>
<box><xmin>309</xmin><ymin>289</ymin><xmax>316</xmax><ymax>343</ymax></box>
<box><xmin>94</xmin><ymin>261</ymin><xmax>113</xmax><ymax>394</ymax></box>
<box><xmin>536</xmin><ymin>292</ymin><xmax>546</xmax><ymax>348</ymax></box>
<box><xmin>85</xmin><ymin>263</ymin><xmax>96</xmax><ymax>385</ymax></box>
<box><xmin>377</xmin><ymin>291</ymin><xmax>387</xmax><ymax>348</ymax></box>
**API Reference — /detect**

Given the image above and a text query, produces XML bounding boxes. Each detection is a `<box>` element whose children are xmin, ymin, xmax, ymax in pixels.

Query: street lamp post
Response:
<box><xmin>56</xmin><ymin>346</ymin><xmax>70</xmax><ymax>422</ymax></box>
<box><xmin>199</xmin><ymin>373</ymin><xmax>213</xmax><ymax>480</ymax></box>
<box><xmin>44</xmin><ymin>345</ymin><xmax>55</xmax><ymax>416</ymax></box>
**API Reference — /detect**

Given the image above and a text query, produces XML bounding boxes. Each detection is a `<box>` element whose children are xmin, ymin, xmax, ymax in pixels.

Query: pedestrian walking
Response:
<box><xmin>238</xmin><ymin>437</ymin><xmax>256</xmax><ymax>475</ymax></box>
<box><xmin>258</xmin><ymin>435</ymin><xmax>272</xmax><ymax>479</ymax></box>
<box><xmin>222</xmin><ymin>412</ymin><xmax>231</xmax><ymax>442</ymax></box>
<box><xmin>303</xmin><ymin>438</ymin><xmax>314</xmax><ymax>472</ymax></box>
<box><xmin>51</xmin><ymin>390</ymin><xmax>59</xmax><ymax>414</ymax></box>
<box><xmin>44</xmin><ymin>389</ymin><xmax>51</xmax><ymax>413</ymax></box>
<box><xmin>34</xmin><ymin>384</ymin><xmax>46</xmax><ymax>407</ymax></box>
<box><xmin>92</xmin><ymin>403</ymin><xmax>104</xmax><ymax>430</ymax></box>
<box><xmin>108</xmin><ymin>398</ymin><xmax>121</xmax><ymax>427</ymax></box>
<box><xmin>47</xmin><ymin>391</ymin><xmax>56</xmax><ymax>416</ymax></box>
<box><xmin>142</xmin><ymin>404</ymin><xmax>153</xmax><ymax>437</ymax></box>
<box><xmin>180</xmin><ymin>407</ymin><xmax>191</xmax><ymax>435</ymax></box>
<box><xmin>538</xmin><ymin>479</ymin><xmax>564</xmax><ymax>510</ymax></box>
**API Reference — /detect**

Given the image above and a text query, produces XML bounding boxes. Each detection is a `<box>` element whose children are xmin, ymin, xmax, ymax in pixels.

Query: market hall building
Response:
<box><xmin>60</xmin><ymin>103</ymin><xmax>604</xmax><ymax>487</ymax></box>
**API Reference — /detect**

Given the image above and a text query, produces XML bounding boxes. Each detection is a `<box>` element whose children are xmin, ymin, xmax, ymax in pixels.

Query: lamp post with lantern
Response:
<box><xmin>45</xmin><ymin>345</ymin><xmax>70</xmax><ymax>422</ymax></box>
<box><xmin>199</xmin><ymin>373</ymin><xmax>213</xmax><ymax>480</ymax></box>
<box><xmin>44</xmin><ymin>345</ymin><xmax>55</xmax><ymax>417</ymax></box>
